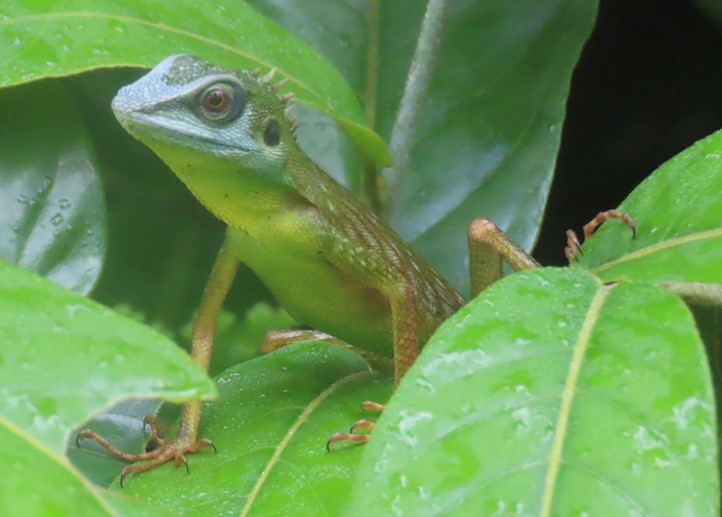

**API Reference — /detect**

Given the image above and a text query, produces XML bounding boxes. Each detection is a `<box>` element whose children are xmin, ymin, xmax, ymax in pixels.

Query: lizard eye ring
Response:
<box><xmin>196</xmin><ymin>82</ymin><xmax>245</xmax><ymax>124</ymax></box>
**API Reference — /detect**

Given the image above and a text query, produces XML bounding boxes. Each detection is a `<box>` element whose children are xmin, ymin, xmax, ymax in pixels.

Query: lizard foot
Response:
<box><xmin>326</xmin><ymin>401</ymin><xmax>385</xmax><ymax>451</ymax></box>
<box><xmin>76</xmin><ymin>416</ymin><xmax>216</xmax><ymax>487</ymax></box>
<box><xmin>565</xmin><ymin>209</ymin><xmax>636</xmax><ymax>262</ymax></box>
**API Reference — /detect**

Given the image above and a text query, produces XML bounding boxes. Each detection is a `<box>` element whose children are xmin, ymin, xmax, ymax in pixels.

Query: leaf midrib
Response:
<box><xmin>0</xmin><ymin>413</ymin><xmax>121</xmax><ymax>516</ymax></box>
<box><xmin>1</xmin><ymin>12</ymin><xmax>314</xmax><ymax>90</ymax></box>
<box><xmin>539</xmin><ymin>281</ymin><xmax>610</xmax><ymax>516</ymax></box>
<box><xmin>239</xmin><ymin>370</ymin><xmax>375</xmax><ymax>517</ymax></box>
<box><xmin>590</xmin><ymin>227</ymin><xmax>722</xmax><ymax>274</ymax></box>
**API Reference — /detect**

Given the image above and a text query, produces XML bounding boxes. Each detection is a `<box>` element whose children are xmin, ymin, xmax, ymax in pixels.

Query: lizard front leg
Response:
<box><xmin>77</xmin><ymin>230</ymin><xmax>240</xmax><ymax>486</ymax></box>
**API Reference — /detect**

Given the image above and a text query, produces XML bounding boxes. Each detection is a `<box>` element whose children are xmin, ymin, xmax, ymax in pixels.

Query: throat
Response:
<box><xmin>171</xmin><ymin>160</ymin><xmax>299</xmax><ymax>232</ymax></box>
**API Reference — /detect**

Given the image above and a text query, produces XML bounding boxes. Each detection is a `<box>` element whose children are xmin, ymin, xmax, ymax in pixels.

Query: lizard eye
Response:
<box><xmin>204</xmin><ymin>88</ymin><xmax>228</xmax><ymax>111</ymax></box>
<box><xmin>197</xmin><ymin>82</ymin><xmax>245</xmax><ymax>123</ymax></box>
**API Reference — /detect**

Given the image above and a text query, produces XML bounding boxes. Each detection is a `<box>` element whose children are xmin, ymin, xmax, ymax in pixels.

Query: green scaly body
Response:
<box><xmin>78</xmin><ymin>54</ymin><xmax>537</xmax><ymax>482</ymax></box>
<box><xmin>113</xmin><ymin>54</ymin><xmax>464</xmax><ymax>360</ymax></box>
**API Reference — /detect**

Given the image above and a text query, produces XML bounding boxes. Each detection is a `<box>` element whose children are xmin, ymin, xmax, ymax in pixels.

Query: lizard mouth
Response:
<box><xmin>113</xmin><ymin>109</ymin><xmax>250</xmax><ymax>153</ymax></box>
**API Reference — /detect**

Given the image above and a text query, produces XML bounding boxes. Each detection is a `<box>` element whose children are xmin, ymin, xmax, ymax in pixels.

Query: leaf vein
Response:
<box><xmin>539</xmin><ymin>283</ymin><xmax>612</xmax><ymax>516</ymax></box>
<box><xmin>239</xmin><ymin>369</ymin><xmax>374</xmax><ymax>517</ymax></box>
<box><xmin>590</xmin><ymin>227</ymin><xmax>722</xmax><ymax>274</ymax></box>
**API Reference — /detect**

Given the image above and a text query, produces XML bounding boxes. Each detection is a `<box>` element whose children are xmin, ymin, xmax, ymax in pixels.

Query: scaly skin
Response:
<box><xmin>112</xmin><ymin>55</ymin><xmax>464</xmax><ymax>361</ymax></box>
<box><xmin>77</xmin><ymin>54</ymin><xmax>481</xmax><ymax>483</ymax></box>
<box><xmin>80</xmin><ymin>54</ymin><xmax>647</xmax><ymax>485</ymax></box>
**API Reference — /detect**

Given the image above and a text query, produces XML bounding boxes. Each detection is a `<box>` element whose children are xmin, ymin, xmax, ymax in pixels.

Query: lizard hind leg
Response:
<box><xmin>327</xmin><ymin>282</ymin><xmax>417</xmax><ymax>450</ymax></box>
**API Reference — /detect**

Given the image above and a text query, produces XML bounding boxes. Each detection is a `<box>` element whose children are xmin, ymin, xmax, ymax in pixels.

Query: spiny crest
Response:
<box><xmin>249</xmin><ymin>66</ymin><xmax>299</xmax><ymax>133</ymax></box>
<box><xmin>268</xmin><ymin>69</ymin><xmax>298</xmax><ymax>133</ymax></box>
<box><xmin>272</xmin><ymin>78</ymin><xmax>289</xmax><ymax>92</ymax></box>
<box><xmin>262</xmin><ymin>67</ymin><xmax>277</xmax><ymax>83</ymax></box>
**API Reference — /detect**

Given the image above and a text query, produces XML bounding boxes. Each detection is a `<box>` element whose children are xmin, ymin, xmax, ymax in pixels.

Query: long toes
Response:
<box><xmin>75</xmin><ymin>429</ymin><xmax>96</xmax><ymax>448</ymax></box>
<box><xmin>360</xmin><ymin>401</ymin><xmax>385</xmax><ymax>412</ymax></box>
<box><xmin>350</xmin><ymin>419</ymin><xmax>375</xmax><ymax>433</ymax></box>
<box><xmin>326</xmin><ymin>432</ymin><xmax>369</xmax><ymax>452</ymax></box>
<box><xmin>190</xmin><ymin>438</ymin><xmax>217</xmax><ymax>454</ymax></box>
<box><xmin>173</xmin><ymin>453</ymin><xmax>190</xmax><ymax>474</ymax></box>
<box><xmin>120</xmin><ymin>453</ymin><xmax>169</xmax><ymax>487</ymax></box>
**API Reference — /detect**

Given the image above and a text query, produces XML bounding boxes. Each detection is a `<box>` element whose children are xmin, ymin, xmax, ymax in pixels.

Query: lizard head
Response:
<box><xmin>112</xmin><ymin>54</ymin><xmax>297</xmax><ymax>185</ymax></box>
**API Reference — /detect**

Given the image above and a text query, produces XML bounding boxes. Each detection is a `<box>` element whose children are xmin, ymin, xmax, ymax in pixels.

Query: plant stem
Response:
<box><xmin>381</xmin><ymin>0</ymin><xmax>449</xmax><ymax>216</ymax></box>
<box><xmin>363</xmin><ymin>0</ymin><xmax>382</xmax><ymax>213</ymax></box>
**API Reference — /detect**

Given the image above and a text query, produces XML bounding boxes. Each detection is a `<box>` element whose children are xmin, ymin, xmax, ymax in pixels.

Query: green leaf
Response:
<box><xmin>0</xmin><ymin>0</ymin><xmax>389</xmax><ymax>165</ymax></box>
<box><xmin>0</xmin><ymin>80</ymin><xmax>105</xmax><ymax>294</ymax></box>
<box><xmin>1</xmin><ymin>421</ymin><xmax>114</xmax><ymax>516</ymax></box>
<box><xmin>117</xmin><ymin>343</ymin><xmax>390</xmax><ymax>517</ymax></box>
<box><xmin>399</xmin><ymin>1</ymin><xmax>597</xmax><ymax>293</ymax></box>
<box><xmin>2</xmin><ymin>418</ymin><xmax>177</xmax><ymax>517</ymax></box>
<box><xmin>246</xmin><ymin>0</ymin><xmax>599</xmax><ymax>294</ymax></box>
<box><xmin>574</xmin><ymin>128</ymin><xmax>722</xmax><ymax>284</ymax></box>
<box><xmin>694</xmin><ymin>0</ymin><xmax>722</xmax><ymax>26</ymax></box>
<box><xmin>349</xmin><ymin>268</ymin><xmax>718</xmax><ymax>515</ymax></box>
<box><xmin>0</xmin><ymin>260</ymin><xmax>215</xmax><ymax>514</ymax></box>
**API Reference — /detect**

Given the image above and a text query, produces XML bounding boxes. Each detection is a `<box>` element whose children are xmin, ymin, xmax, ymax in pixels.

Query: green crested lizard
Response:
<box><xmin>76</xmin><ymin>54</ymin><xmax>586</xmax><ymax>484</ymax></box>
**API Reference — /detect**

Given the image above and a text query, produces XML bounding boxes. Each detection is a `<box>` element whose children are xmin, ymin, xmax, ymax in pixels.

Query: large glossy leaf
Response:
<box><xmin>1</xmin><ymin>421</ymin><xmax>177</xmax><ymax>517</ymax></box>
<box><xmin>0</xmin><ymin>80</ymin><xmax>105</xmax><ymax>294</ymax></box>
<box><xmin>0</xmin><ymin>260</ymin><xmax>215</xmax><ymax>514</ymax></box>
<box><xmin>248</xmin><ymin>0</ymin><xmax>598</xmax><ymax>294</ymax></box>
<box><xmin>115</xmin><ymin>343</ymin><xmax>390</xmax><ymax>517</ymax></box>
<box><xmin>574</xmin><ymin>128</ymin><xmax>722</xmax><ymax>284</ymax></box>
<box><xmin>63</xmin><ymin>69</ymin><xmax>238</xmax><ymax>332</ymax></box>
<box><xmin>349</xmin><ymin>268</ymin><xmax>718</xmax><ymax>515</ymax></box>
<box><xmin>0</xmin><ymin>0</ymin><xmax>389</xmax><ymax>165</ymax></box>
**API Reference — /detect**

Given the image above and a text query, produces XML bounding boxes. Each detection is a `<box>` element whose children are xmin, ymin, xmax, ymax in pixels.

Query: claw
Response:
<box><xmin>326</xmin><ymin>432</ymin><xmax>369</xmax><ymax>451</ymax></box>
<box><xmin>174</xmin><ymin>454</ymin><xmax>190</xmax><ymax>474</ymax></box>
<box><xmin>349</xmin><ymin>419</ymin><xmax>375</xmax><ymax>434</ymax></box>
<box><xmin>202</xmin><ymin>438</ymin><xmax>218</xmax><ymax>454</ymax></box>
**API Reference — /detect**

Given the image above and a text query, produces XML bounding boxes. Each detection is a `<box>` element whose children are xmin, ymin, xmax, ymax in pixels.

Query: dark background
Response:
<box><xmin>535</xmin><ymin>0</ymin><xmax>722</xmax><ymax>265</ymax></box>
